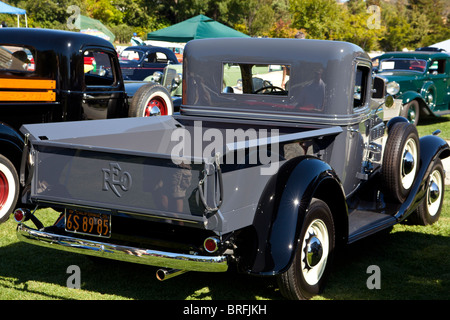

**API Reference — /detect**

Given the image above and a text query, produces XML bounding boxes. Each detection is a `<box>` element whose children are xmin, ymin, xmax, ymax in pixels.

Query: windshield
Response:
<box><xmin>379</xmin><ymin>58</ymin><xmax>427</xmax><ymax>73</ymax></box>
<box><xmin>119</xmin><ymin>49</ymin><xmax>143</xmax><ymax>62</ymax></box>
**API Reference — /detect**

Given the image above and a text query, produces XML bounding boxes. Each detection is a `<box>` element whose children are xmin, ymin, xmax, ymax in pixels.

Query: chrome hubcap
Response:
<box><xmin>402</xmin><ymin>150</ymin><xmax>414</xmax><ymax>176</ymax></box>
<box><xmin>427</xmin><ymin>169</ymin><xmax>442</xmax><ymax>216</ymax></box>
<box><xmin>408</xmin><ymin>109</ymin><xmax>416</xmax><ymax>124</ymax></box>
<box><xmin>306</xmin><ymin>236</ymin><xmax>323</xmax><ymax>268</ymax></box>
<box><xmin>401</xmin><ymin>138</ymin><xmax>417</xmax><ymax>190</ymax></box>
<box><xmin>301</xmin><ymin>219</ymin><xmax>329</xmax><ymax>285</ymax></box>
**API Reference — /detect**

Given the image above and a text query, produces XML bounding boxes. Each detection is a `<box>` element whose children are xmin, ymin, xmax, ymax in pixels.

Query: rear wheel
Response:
<box><xmin>0</xmin><ymin>155</ymin><xmax>19</xmax><ymax>223</ymax></box>
<box><xmin>408</xmin><ymin>159</ymin><xmax>444</xmax><ymax>225</ymax></box>
<box><xmin>382</xmin><ymin>122</ymin><xmax>420</xmax><ymax>203</ymax></box>
<box><xmin>129</xmin><ymin>83</ymin><xmax>173</xmax><ymax>117</ymax></box>
<box><xmin>277</xmin><ymin>198</ymin><xmax>335</xmax><ymax>300</ymax></box>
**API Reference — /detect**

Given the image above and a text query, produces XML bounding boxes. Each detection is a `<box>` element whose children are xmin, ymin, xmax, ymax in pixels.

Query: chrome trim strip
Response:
<box><xmin>17</xmin><ymin>224</ymin><xmax>228</xmax><ymax>273</ymax></box>
<box><xmin>180</xmin><ymin>106</ymin><xmax>371</xmax><ymax>126</ymax></box>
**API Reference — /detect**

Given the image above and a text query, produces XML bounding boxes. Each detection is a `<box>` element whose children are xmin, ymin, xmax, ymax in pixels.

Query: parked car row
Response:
<box><xmin>373</xmin><ymin>50</ymin><xmax>450</xmax><ymax>125</ymax></box>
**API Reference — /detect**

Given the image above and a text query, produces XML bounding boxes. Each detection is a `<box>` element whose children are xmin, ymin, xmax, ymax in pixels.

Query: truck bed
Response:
<box><xmin>21</xmin><ymin>115</ymin><xmax>342</xmax><ymax>234</ymax></box>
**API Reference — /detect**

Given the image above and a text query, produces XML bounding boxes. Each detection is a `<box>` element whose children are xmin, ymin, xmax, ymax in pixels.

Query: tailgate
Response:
<box><xmin>21</xmin><ymin>117</ymin><xmax>211</xmax><ymax>224</ymax></box>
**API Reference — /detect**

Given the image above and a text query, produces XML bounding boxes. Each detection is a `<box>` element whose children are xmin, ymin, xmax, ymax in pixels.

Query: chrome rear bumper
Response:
<box><xmin>17</xmin><ymin>224</ymin><xmax>228</xmax><ymax>273</ymax></box>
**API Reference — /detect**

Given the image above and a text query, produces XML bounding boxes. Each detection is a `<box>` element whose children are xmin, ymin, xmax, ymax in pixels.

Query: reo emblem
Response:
<box><xmin>102</xmin><ymin>162</ymin><xmax>132</xmax><ymax>197</ymax></box>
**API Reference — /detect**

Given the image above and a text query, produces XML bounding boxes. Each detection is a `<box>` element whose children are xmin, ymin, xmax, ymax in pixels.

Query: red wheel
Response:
<box><xmin>0</xmin><ymin>171</ymin><xmax>9</xmax><ymax>209</ymax></box>
<box><xmin>0</xmin><ymin>155</ymin><xmax>19</xmax><ymax>223</ymax></box>
<box><xmin>129</xmin><ymin>84</ymin><xmax>173</xmax><ymax>117</ymax></box>
<box><xmin>145</xmin><ymin>96</ymin><xmax>168</xmax><ymax>116</ymax></box>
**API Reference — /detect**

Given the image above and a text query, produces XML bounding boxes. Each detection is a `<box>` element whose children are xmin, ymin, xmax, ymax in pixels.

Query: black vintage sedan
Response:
<box><xmin>119</xmin><ymin>45</ymin><xmax>180</xmax><ymax>81</ymax></box>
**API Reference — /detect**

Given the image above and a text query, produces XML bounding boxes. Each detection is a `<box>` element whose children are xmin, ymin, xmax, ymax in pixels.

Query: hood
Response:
<box><xmin>376</xmin><ymin>71</ymin><xmax>423</xmax><ymax>83</ymax></box>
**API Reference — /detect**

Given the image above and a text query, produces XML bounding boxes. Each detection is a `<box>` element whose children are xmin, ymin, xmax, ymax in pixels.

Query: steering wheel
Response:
<box><xmin>253</xmin><ymin>85</ymin><xmax>286</xmax><ymax>94</ymax></box>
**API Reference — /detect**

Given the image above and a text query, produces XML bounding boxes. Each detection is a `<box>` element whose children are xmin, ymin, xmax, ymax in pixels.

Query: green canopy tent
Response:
<box><xmin>147</xmin><ymin>15</ymin><xmax>249</xmax><ymax>42</ymax></box>
<box><xmin>78</xmin><ymin>15</ymin><xmax>115</xmax><ymax>43</ymax></box>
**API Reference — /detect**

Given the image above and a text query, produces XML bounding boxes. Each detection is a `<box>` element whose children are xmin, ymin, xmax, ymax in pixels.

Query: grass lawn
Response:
<box><xmin>1</xmin><ymin>186</ymin><xmax>448</xmax><ymax>301</ymax></box>
<box><xmin>417</xmin><ymin>114</ymin><xmax>450</xmax><ymax>140</ymax></box>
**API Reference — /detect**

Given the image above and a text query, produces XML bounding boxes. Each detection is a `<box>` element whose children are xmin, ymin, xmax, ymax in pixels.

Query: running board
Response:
<box><xmin>347</xmin><ymin>210</ymin><xmax>397</xmax><ymax>244</ymax></box>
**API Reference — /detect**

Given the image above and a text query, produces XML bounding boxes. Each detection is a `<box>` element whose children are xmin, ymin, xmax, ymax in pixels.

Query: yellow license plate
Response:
<box><xmin>65</xmin><ymin>209</ymin><xmax>111</xmax><ymax>238</ymax></box>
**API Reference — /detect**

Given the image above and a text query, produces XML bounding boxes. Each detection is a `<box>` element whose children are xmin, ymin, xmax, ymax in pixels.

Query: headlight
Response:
<box><xmin>386</xmin><ymin>81</ymin><xmax>400</xmax><ymax>95</ymax></box>
<box><xmin>174</xmin><ymin>73</ymin><xmax>182</xmax><ymax>84</ymax></box>
<box><xmin>152</xmin><ymin>71</ymin><xmax>163</xmax><ymax>83</ymax></box>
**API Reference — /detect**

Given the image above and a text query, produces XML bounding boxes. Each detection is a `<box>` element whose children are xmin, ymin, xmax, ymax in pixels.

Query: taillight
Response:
<box><xmin>14</xmin><ymin>208</ymin><xmax>29</xmax><ymax>223</ymax></box>
<box><xmin>203</xmin><ymin>237</ymin><xmax>220</xmax><ymax>253</ymax></box>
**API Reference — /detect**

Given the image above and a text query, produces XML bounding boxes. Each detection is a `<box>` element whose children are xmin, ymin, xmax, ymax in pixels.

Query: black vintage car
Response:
<box><xmin>119</xmin><ymin>45</ymin><xmax>180</xmax><ymax>81</ymax></box>
<box><xmin>0</xmin><ymin>28</ymin><xmax>173</xmax><ymax>223</ymax></box>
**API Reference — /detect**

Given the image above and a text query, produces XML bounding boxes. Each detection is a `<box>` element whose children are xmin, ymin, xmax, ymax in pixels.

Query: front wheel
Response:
<box><xmin>0</xmin><ymin>155</ymin><xmax>19</xmax><ymax>224</ymax></box>
<box><xmin>401</xmin><ymin>100</ymin><xmax>419</xmax><ymax>125</ymax></box>
<box><xmin>408</xmin><ymin>159</ymin><xmax>444</xmax><ymax>225</ymax></box>
<box><xmin>277</xmin><ymin>198</ymin><xmax>335</xmax><ymax>300</ymax></box>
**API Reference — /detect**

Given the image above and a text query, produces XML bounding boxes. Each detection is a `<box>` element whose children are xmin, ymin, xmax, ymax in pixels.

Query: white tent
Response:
<box><xmin>0</xmin><ymin>1</ymin><xmax>27</xmax><ymax>27</ymax></box>
<box><xmin>430</xmin><ymin>39</ymin><xmax>450</xmax><ymax>52</ymax></box>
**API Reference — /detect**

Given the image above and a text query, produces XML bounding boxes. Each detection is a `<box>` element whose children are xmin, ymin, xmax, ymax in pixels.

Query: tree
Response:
<box><xmin>340</xmin><ymin>0</ymin><xmax>385</xmax><ymax>51</ymax></box>
<box><xmin>379</xmin><ymin>1</ymin><xmax>414</xmax><ymax>51</ymax></box>
<box><xmin>289</xmin><ymin>0</ymin><xmax>344</xmax><ymax>40</ymax></box>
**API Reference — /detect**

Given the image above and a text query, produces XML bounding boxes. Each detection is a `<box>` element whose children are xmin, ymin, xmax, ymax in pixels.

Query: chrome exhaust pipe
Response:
<box><xmin>156</xmin><ymin>268</ymin><xmax>187</xmax><ymax>281</ymax></box>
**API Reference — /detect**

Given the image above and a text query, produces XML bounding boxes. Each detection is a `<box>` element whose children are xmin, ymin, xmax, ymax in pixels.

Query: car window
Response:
<box><xmin>119</xmin><ymin>49</ymin><xmax>143</xmax><ymax>61</ymax></box>
<box><xmin>0</xmin><ymin>45</ymin><xmax>35</xmax><ymax>73</ymax></box>
<box><xmin>84</xmin><ymin>50</ymin><xmax>116</xmax><ymax>86</ymax></box>
<box><xmin>428</xmin><ymin>59</ymin><xmax>446</xmax><ymax>75</ymax></box>
<box><xmin>222</xmin><ymin>63</ymin><xmax>289</xmax><ymax>96</ymax></box>
<box><xmin>379</xmin><ymin>58</ymin><xmax>427</xmax><ymax>72</ymax></box>
<box><xmin>354</xmin><ymin>65</ymin><xmax>370</xmax><ymax>109</ymax></box>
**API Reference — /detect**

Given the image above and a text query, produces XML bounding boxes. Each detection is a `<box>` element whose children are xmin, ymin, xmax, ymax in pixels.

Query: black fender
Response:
<box><xmin>386</xmin><ymin>116</ymin><xmax>409</xmax><ymax>133</ymax></box>
<box><xmin>247</xmin><ymin>156</ymin><xmax>347</xmax><ymax>275</ymax></box>
<box><xmin>0</xmin><ymin>122</ymin><xmax>24</xmax><ymax>169</ymax></box>
<box><xmin>395</xmin><ymin>134</ymin><xmax>450</xmax><ymax>222</ymax></box>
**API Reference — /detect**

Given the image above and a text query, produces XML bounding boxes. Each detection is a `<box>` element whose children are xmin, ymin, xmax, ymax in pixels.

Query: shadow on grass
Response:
<box><xmin>320</xmin><ymin>229</ymin><xmax>450</xmax><ymax>300</ymax></box>
<box><xmin>0</xmin><ymin>240</ymin><xmax>280</xmax><ymax>300</ymax></box>
<box><xmin>0</xmin><ymin>223</ymin><xmax>448</xmax><ymax>300</ymax></box>
<box><xmin>417</xmin><ymin>114</ymin><xmax>450</xmax><ymax>139</ymax></box>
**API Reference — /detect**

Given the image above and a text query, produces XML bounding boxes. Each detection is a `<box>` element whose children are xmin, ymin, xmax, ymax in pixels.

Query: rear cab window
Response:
<box><xmin>0</xmin><ymin>45</ymin><xmax>36</xmax><ymax>74</ymax></box>
<box><xmin>222</xmin><ymin>63</ymin><xmax>289</xmax><ymax>96</ymax></box>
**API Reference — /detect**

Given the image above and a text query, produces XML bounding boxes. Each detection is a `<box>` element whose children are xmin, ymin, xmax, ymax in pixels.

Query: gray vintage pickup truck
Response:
<box><xmin>11</xmin><ymin>38</ymin><xmax>449</xmax><ymax>300</ymax></box>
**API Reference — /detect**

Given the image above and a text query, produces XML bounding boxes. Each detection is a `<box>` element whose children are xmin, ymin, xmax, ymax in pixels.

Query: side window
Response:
<box><xmin>84</xmin><ymin>50</ymin><xmax>115</xmax><ymax>86</ymax></box>
<box><xmin>354</xmin><ymin>65</ymin><xmax>370</xmax><ymax>109</ymax></box>
<box><xmin>155</xmin><ymin>52</ymin><xmax>169</xmax><ymax>64</ymax></box>
<box><xmin>429</xmin><ymin>59</ymin><xmax>446</xmax><ymax>75</ymax></box>
<box><xmin>0</xmin><ymin>45</ymin><xmax>35</xmax><ymax>73</ymax></box>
